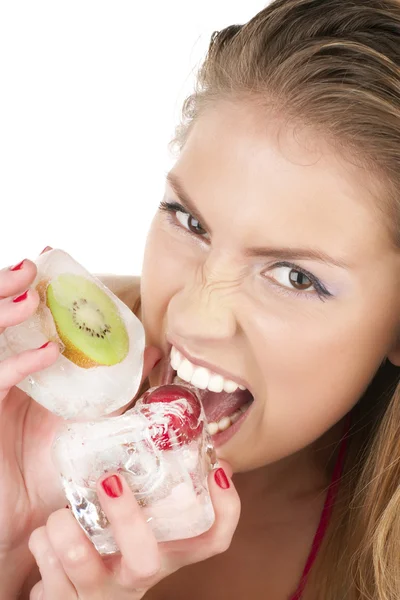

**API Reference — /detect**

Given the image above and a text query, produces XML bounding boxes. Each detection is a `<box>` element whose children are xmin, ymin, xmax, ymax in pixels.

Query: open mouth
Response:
<box><xmin>165</xmin><ymin>344</ymin><xmax>254</xmax><ymax>438</ymax></box>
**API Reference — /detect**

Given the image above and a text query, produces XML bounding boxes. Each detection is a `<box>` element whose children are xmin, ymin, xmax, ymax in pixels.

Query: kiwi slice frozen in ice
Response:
<box><xmin>46</xmin><ymin>273</ymin><xmax>129</xmax><ymax>368</ymax></box>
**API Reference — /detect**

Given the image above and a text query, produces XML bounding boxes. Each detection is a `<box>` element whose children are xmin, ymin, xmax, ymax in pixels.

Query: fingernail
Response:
<box><xmin>40</xmin><ymin>246</ymin><xmax>52</xmax><ymax>255</ymax></box>
<box><xmin>10</xmin><ymin>259</ymin><xmax>25</xmax><ymax>272</ymax></box>
<box><xmin>101</xmin><ymin>475</ymin><xmax>123</xmax><ymax>498</ymax></box>
<box><xmin>214</xmin><ymin>468</ymin><xmax>230</xmax><ymax>490</ymax></box>
<box><xmin>38</xmin><ymin>341</ymin><xmax>51</xmax><ymax>350</ymax></box>
<box><xmin>13</xmin><ymin>290</ymin><xmax>29</xmax><ymax>303</ymax></box>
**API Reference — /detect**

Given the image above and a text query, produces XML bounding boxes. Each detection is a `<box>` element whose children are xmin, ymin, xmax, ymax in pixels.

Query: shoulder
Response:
<box><xmin>97</xmin><ymin>274</ymin><xmax>141</xmax><ymax>314</ymax></box>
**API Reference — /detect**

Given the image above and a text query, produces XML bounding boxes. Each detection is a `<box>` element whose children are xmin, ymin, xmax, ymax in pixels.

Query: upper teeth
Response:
<box><xmin>170</xmin><ymin>346</ymin><xmax>247</xmax><ymax>393</ymax></box>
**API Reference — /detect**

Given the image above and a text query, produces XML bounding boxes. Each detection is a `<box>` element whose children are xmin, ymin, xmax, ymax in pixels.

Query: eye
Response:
<box><xmin>263</xmin><ymin>262</ymin><xmax>332</xmax><ymax>299</ymax></box>
<box><xmin>277</xmin><ymin>267</ymin><xmax>314</xmax><ymax>291</ymax></box>
<box><xmin>175</xmin><ymin>210</ymin><xmax>207</xmax><ymax>236</ymax></box>
<box><xmin>159</xmin><ymin>200</ymin><xmax>209</xmax><ymax>239</ymax></box>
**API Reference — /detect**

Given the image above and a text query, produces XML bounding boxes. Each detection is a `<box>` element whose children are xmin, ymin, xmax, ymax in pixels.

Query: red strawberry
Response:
<box><xmin>141</xmin><ymin>384</ymin><xmax>203</xmax><ymax>450</ymax></box>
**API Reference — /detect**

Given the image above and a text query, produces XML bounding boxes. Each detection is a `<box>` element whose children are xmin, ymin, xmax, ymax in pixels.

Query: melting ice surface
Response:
<box><xmin>0</xmin><ymin>249</ymin><xmax>145</xmax><ymax>420</ymax></box>
<box><xmin>52</xmin><ymin>390</ymin><xmax>217</xmax><ymax>554</ymax></box>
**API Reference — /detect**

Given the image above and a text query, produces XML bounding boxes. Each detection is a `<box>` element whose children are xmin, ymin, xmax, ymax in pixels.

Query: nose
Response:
<box><xmin>167</xmin><ymin>256</ymin><xmax>239</xmax><ymax>343</ymax></box>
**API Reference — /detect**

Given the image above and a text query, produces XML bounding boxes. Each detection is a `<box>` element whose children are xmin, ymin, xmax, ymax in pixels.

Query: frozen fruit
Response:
<box><xmin>46</xmin><ymin>273</ymin><xmax>129</xmax><ymax>368</ymax></box>
<box><xmin>141</xmin><ymin>384</ymin><xmax>203</xmax><ymax>450</ymax></box>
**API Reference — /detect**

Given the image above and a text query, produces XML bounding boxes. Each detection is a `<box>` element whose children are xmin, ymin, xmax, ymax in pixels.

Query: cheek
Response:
<box><xmin>246</xmin><ymin>303</ymin><xmax>390</xmax><ymax>460</ymax></box>
<box><xmin>140</xmin><ymin>220</ymin><xmax>201</xmax><ymax>343</ymax></box>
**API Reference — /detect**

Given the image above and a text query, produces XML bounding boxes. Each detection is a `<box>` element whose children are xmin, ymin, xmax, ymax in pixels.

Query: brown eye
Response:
<box><xmin>262</xmin><ymin>263</ymin><xmax>330</xmax><ymax>300</ymax></box>
<box><xmin>176</xmin><ymin>211</ymin><xmax>207</xmax><ymax>236</ymax></box>
<box><xmin>289</xmin><ymin>269</ymin><xmax>312</xmax><ymax>290</ymax></box>
<box><xmin>187</xmin><ymin>215</ymin><xmax>207</xmax><ymax>235</ymax></box>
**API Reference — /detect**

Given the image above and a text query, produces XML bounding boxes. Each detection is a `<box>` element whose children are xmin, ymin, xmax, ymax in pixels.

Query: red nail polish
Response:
<box><xmin>214</xmin><ymin>468</ymin><xmax>230</xmax><ymax>490</ymax></box>
<box><xmin>10</xmin><ymin>260</ymin><xmax>25</xmax><ymax>272</ymax></box>
<box><xmin>102</xmin><ymin>475</ymin><xmax>123</xmax><ymax>498</ymax></box>
<box><xmin>38</xmin><ymin>341</ymin><xmax>51</xmax><ymax>350</ymax></box>
<box><xmin>13</xmin><ymin>290</ymin><xmax>29</xmax><ymax>303</ymax></box>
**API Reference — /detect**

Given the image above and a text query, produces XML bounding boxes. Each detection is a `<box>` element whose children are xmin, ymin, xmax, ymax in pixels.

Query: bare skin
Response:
<box><xmin>138</xmin><ymin>102</ymin><xmax>400</xmax><ymax>597</ymax></box>
<box><xmin>9</xmin><ymin>99</ymin><xmax>400</xmax><ymax>598</ymax></box>
<box><xmin>112</xmin><ymin>281</ymin><xmax>348</xmax><ymax>600</ymax></box>
<box><xmin>19</xmin><ymin>275</ymin><xmax>342</xmax><ymax>599</ymax></box>
<box><xmin>100</xmin><ymin>100</ymin><xmax>400</xmax><ymax>598</ymax></box>
<box><xmin>96</xmin><ymin>278</ymin><xmax>346</xmax><ymax>600</ymax></box>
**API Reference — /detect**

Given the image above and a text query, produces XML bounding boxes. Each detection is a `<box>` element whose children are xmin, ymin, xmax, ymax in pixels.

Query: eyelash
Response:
<box><xmin>159</xmin><ymin>200</ymin><xmax>208</xmax><ymax>240</ymax></box>
<box><xmin>264</xmin><ymin>261</ymin><xmax>332</xmax><ymax>301</ymax></box>
<box><xmin>158</xmin><ymin>200</ymin><xmax>332</xmax><ymax>301</ymax></box>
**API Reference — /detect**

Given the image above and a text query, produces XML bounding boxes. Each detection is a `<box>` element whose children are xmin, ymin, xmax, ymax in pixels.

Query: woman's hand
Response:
<box><xmin>0</xmin><ymin>258</ymin><xmax>62</xmax><ymax>587</ymax></box>
<box><xmin>28</xmin><ymin>463</ymin><xmax>240</xmax><ymax>599</ymax></box>
<box><xmin>0</xmin><ymin>256</ymin><xmax>161</xmax><ymax>597</ymax></box>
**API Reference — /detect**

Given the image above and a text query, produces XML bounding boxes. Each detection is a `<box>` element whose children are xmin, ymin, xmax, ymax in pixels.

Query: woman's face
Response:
<box><xmin>140</xmin><ymin>101</ymin><xmax>400</xmax><ymax>473</ymax></box>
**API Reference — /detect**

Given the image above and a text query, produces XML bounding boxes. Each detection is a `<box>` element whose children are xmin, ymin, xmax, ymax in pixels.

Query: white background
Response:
<box><xmin>0</xmin><ymin>1</ymin><xmax>266</xmax><ymax>275</ymax></box>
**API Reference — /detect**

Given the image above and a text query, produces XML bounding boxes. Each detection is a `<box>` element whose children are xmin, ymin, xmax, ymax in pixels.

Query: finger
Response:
<box><xmin>217</xmin><ymin>459</ymin><xmax>233</xmax><ymax>479</ymax></box>
<box><xmin>0</xmin><ymin>342</ymin><xmax>59</xmax><ymax>396</ymax></box>
<box><xmin>29</xmin><ymin>581</ymin><xmax>44</xmax><ymax>600</ymax></box>
<box><xmin>29</xmin><ymin>526</ymin><xmax>78</xmax><ymax>600</ymax></box>
<box><xmin>39</xmin><ymin>246</ymin><xmax>53</xmax><ymax>255</ymax></box>
<box><xmin>45</xmin><ymin>508</ymin><xmax>108</xmax><ymax>597</ymax></box>
<box><xmin>190</xmin><ymin>463</ymin><xmax>240</xmax><ymax>561</ymax></box>
<box><xmin>0</xmin><ymin>287</ymin><xmax>40</xmax><ymax>329</ymax></box>
<box><xmin>161</xmin><ymin>461</ymin><xmax>240</xmax><ymax>566</ymax></box>
<box><xmin>97</xmin><ymin>473</ymin><xmax>161</xmax><ymax>590</ymax></box>
<box><xmin>140</xmin><ymin>345</ymin><xmax>163</xmax><ymax>384</ymax></box>
<box><xmin>0</xmin><ymin>259</ymin><xmax>37</xmax><ymax>300</ymax></box>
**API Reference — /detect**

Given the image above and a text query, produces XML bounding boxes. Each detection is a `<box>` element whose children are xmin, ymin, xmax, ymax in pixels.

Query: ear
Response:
<box><xmin>387</xmin><ymin>334</ymin><xmax>400</xmax><ymax>367</ymax></box>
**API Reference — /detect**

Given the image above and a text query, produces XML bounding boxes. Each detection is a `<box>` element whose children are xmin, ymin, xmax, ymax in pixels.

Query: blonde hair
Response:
<box><xmin>173</xmin><ymin>1</ymin><xmax>400</xmax><ymax>597</ymax></box>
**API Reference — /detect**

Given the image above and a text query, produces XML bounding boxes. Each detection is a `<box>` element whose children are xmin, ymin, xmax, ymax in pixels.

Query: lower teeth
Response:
<box><xmin>172</xmin><ymin>373</ymin><xmax>251</xmax><ymax>436</ymax></box>
<box><xmin>207</xmin><ymin>401</ymin><xmax>251</xmax><ymax>436</ymax></box>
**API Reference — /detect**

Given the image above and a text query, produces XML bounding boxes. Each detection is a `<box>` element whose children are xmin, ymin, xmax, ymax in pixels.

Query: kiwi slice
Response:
<box><xmin>46</xmin><ymin>273</ymin><xmax>129</xmax><ymax>368</ymax></box>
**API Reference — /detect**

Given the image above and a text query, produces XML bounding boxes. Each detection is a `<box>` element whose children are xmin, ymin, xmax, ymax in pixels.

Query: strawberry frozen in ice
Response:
<box><xmin>52</xmin><ymin>384</ymin><xmax>216</xmax><ymax>555</ymax></box>
<box><xmin>140</xmin><ymin>384</ymin><xmax>203</xmax><ymax>450</ymax></box>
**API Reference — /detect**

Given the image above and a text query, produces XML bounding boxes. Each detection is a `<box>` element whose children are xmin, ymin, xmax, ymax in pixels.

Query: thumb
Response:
<box><xmin>140</xmin><ymin>345</ymin><xmax>163</xmax><ymax>386</ymax></box>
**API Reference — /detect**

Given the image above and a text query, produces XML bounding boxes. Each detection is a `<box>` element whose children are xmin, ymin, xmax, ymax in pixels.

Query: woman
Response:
<box><xmin>1</xmin><ymin>0</ymin><xmax>400</xmax><ymax>598</ymax></box>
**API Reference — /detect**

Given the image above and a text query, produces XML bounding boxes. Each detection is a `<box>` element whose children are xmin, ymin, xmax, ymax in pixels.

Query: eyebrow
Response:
<box><xmin>166</xmin><ymin>172</ymin><xmax>349</xmax><ymax>269</ymax></box>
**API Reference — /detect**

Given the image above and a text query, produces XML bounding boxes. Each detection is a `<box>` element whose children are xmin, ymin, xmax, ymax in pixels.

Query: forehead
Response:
<box><xmin>174</xmin><ymin>101</ymin><xmax>394</xmax><ymax>260</ymax></box>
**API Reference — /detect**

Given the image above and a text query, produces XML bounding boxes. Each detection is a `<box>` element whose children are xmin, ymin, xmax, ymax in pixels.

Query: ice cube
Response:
<box><xmin>0</xmin><ymin>249</ymin><xmax>145</xmax><ymax>420</ymax></box>
<box><xmin>52</xmin><ymin>385</ymin><xmax>217</xmax><ymax>554</ymax></box>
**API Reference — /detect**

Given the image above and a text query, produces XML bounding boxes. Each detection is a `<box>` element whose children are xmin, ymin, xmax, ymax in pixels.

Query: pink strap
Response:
<box><xmin>289</xmin><ymin>414</ymin><xmax>352</xmax><ymax>600</ymax></box>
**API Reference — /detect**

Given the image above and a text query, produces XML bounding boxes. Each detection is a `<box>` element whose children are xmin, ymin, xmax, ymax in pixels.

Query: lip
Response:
<box><xmin>211</xmin><ymin>399</ymin><xmax>253</xmax><ymax>448</ymax></box>
<box><xmin>166</xmin><ymin>335</ymin><xmax>251</xmax><ymax>393</ymax></box>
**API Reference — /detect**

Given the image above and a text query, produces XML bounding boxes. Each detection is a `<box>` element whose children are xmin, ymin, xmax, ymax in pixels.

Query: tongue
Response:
<box><xmin>196</xmin><ymin>387</ymin><xmax>252</xmax><ymax>423</ymax></box>
<box><xmin>168</xmin><ymin>366</ymin><xmax>253</xmax><ymax>423</ymax></box>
